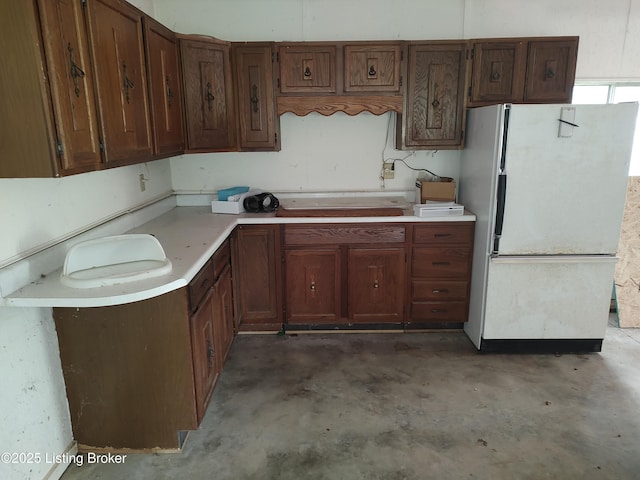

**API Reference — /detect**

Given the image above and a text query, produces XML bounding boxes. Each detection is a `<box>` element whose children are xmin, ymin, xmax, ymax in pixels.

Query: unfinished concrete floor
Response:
<box><xmin>60</xmin><ymin>321</ymin><xmax>640</xmax><ymax>480</ymax></box>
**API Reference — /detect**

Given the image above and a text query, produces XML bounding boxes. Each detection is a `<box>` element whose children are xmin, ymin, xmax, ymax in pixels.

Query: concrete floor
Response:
<box><xmin>61</xmin><ymin>320</ymin><xmax>640</xmax><ymax>480</ymax></box>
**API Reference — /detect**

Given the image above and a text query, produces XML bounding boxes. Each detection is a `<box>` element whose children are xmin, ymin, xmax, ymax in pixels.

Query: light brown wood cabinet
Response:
<box><xmin>86</xmin><ymin>0</ymin><xmax>153</xmax><ymax>165</ymax></box>
<box><xmin>180</xmin><ymin>36</ymin><xmax>236</xmax><ymax>152</ymax></box>
<box><xmin>408</xmin><ymin>223</ymin><xmax>474</xmax><ymax>324</ymax></box>
<box><xmin>143</xmin><ymin>17</ymin><xmax>185</xmax><ymax>157</ymax></box>
<box><xmin>231</xmin><ymin>224</ymin><xmax>283</xmax><ymax>330</ymax></box>
<box><xmin>232</xmin><ymin>43</ymin><xmax>280</xmax><ymax>151</ymax></box>
<box><xmin>468</xmin><ymin>37</ymin><xmax>578</xmax><ymax>106</ymax></box>
<box><xmin>397</xmin><ymin>42</ymin><xmax>467</xmax><ymax>150</ymax></box>
<box><xmin>283</xmin><ymin>224</ymin><xmax>406</xmax><ymax>325</ymax></box>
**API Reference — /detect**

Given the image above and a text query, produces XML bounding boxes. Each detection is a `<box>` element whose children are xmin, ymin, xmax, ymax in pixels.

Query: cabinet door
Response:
<box><xmin>143</xmin><ymin>17</ymin><xmax>185</xmax><ymax>157</ymax></box>
<box><xmin>233</xmin><ymin>44</ymin><xmax>280</xmax><ymax>151</ymax></box>
<box><xmin>37</xmin><ymin>0</ymin><xmax>103</xmax><ymax>174</ymax></box>
<box><xmin>180</xmin><ymin>38</ymin><xmax>235</xmax><ymax>151</ymax></box>
<box><xmin>469</xmin><ymin>40</ymin><xmax>527</xmax><ymax>104</ymax></box>
<box><xmin>279</xmin><ymin>44</ymin><xmax>337</xmax><ymax>94</ymax></box>
<box><xmin>344</xmin><ymin>44</ymin><xmax>402</xmax><ymax>93</ymax></box>
<box><xmin>87</xmin><ymin>0</ymin><xmax>152</xmax><ymax>164</ymax></box>
<box><xmin>400</xmin><ymin>42</ymin><xmax>466</xmax><ymax>149</ymax></box>
<box><xmin>190</xmin><ymin>288</ymin><xmax>218</xmax><ymax>423</ymax></box>
<box><xmin>232</xmin><ymin>225</ymin><xmax>282</xmax><ymax>328</ymax></box>
<box><xmin>524</xmin><ymin>38</ymin><xmax>578</xmax><ymax>103</ymax></box>
<box><xmin>213</xmin><ymin>263</ymin><xmax>235</xmax><ymax>366</ymax></box>
<box><xmin>348</xmin><ymin>247</ymin><xmax>405</xmax><ymax>323</ymax></box>
<box><xmin>285</xmin><ymin>248</ymin><xmax>341</xmax><ymax>324</ymax></box>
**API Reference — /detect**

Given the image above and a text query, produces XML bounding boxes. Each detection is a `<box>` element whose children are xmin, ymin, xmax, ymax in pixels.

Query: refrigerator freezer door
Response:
<box><xmin>497</xmin><ymin>103</ymin><xmax>637</xmax><ymax>256</ymax></box>
<box><xmin>482</xmin><ymin>256</ymin><xmax>617</xmax><ymax>340</ymax></box>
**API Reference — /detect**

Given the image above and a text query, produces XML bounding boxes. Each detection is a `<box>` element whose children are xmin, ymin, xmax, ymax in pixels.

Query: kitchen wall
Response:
<box><xmin>157</xmin><ymin>0</ymin><xmax>640</xmax><ymax>196</ymax></box>
<box><xmin>2</xmin><ymin>1</ymin><xmax>640</xmax><ymax>479</ymax></box>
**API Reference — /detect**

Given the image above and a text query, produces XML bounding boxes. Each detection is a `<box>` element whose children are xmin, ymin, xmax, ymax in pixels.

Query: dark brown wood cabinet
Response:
<box><xmin>86</xmin><ymin>0</ymin><xmax>153</xmax><ymax>165</ymax></box>
<box><xmin>397</xmin><ymin>42</ymin><xmax>467</xmax><ymax>150</ymax></box>
<box><xmin>143</xmin><ymin>17</ymin><xmax>185</xmax><ymax>157</ymax></box>
<box><xmin>348</xmin><ymin>247</ymin><xmax>405</xmax><ymax>323</ymax></box>
<box><xmin>344</xmin><ymin>44</ymin><xmax>403</xmax><ymax>94</ymax></box>
<box><xmin>180</xmin><ymin>36</ymin><xmax>236</xmax><ymax>152</ymax></box>
<box><xmin>232</xmin><ymin>224</ymin><xmax>282</xmax><ymax>330</ymax></box>
<box><xmin>283</xmin><ymin>224</ymin><xmax>406</xmax><ymax>325</ymax></box>
<box><xmin>408</xmin><ymin>223</ymin><xmax>474</xmax><ymax>324</ymax></box>
<box><xmin>285</xmin><ymin>247</ymin><xmax>341</xmax><ymax>324</ymax></box>
<box><xmin>52</xmin><ymin>240</ymin><xmax>235</xmax><ymax>450</ymax></box>
<box><xmin>0</xmin><ymin>0</ymin><xmax>105</xmax><ymax>177</ymax></box>
<box><xmin>468</xmin><ymin>37</ymin><xmax>578</xmax><ymax>106</ymax></box>
<box><xmin>279</xmin><ymin>44</ymin><xmax>337</xmax><ymax>94</ymax></box>
<box><xmin>232</xmin><ymin>43</ymin><xmax>280</xmax><ymax>151</ymax></box>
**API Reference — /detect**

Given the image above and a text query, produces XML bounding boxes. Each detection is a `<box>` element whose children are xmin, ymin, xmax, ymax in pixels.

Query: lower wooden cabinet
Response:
<box><xmin>52</xmin><ymin>241</ymin><xmax>235</xmax><ymax>451</ymax></box>
<box><xmin>232</xmin><ymin>224</ymin><xmax>282</xmax><ymax>330</ymax></box>
<box><xmin>408</xmin><ymin>222</ymin><xmax>474</xmax><ymax>324</ymax></box>
<box><xmin>348</xmin><ymin>247</ymin><xmax>405</xmax><ymax>323</ymax></box>
<box><xmin>283</xmin><ymin>224</ymin><xmax>407</xmax><ymax>325</ymax></box>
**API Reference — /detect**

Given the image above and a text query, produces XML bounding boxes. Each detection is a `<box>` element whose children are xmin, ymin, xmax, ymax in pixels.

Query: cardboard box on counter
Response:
<box><xmin>415</xmin><ymin>177</ymin><xmax>456</xmax><ymax>203</ymax></box>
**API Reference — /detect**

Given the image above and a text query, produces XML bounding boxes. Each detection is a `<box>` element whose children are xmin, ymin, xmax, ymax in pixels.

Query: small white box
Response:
<box><xmin>413</xmin><ymin>203</ymin><xmax>464</xmax><ymax>217</ymax></box>
<box><xmin>211</xmin><ymin>200</ymin><xmax>244</xmax><ymax>214</ymax></box>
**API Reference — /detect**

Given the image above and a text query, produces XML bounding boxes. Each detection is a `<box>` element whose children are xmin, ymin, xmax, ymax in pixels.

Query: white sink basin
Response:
<box><xmin>60</xmin><ymin>234</ymin><xmax>172</xmax><ymax>289</ymax></box>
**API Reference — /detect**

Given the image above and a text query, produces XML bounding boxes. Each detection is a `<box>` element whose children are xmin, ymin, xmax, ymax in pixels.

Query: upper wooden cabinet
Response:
<box><xmin>180</xmin><ymin>36</ymin><xmax>236</xmax><ymax>152</ymax></box>
<box><xmin>143</xmin><ymin>17</ymin><xmax>185</xmax><ymax>157</ymax></box>
<box><xmin>232</xmin><ymin>43</ymin><xmax>280</xmax><ymax>151</ymax></box>
<box><xmin>397</xmin><ymin>42</ymin><xmax>467</xmax><ymax>150</ymax></box>
<box><xmin>344</xmin><ymin>44</ymin><xmax>402</xmax><ymax>94</ymax></box>
<box><xmin>86</xmin><ymin>0</ymin><xmax>153</xmax><ymax>165</ymax></box>
<box><xmin>468</xmin><ymin>37</ymin><xmax>578</xmax><ymax>106</ymax></box>
<box><xmin>0</xmin><ymin>0</ymin><xmax>103</xmax><ymax>177</ymax></box>
<box><xmin>278</xmin><ymin>44</ymin><xmax>337</xmax><ymax>94</ymax></box>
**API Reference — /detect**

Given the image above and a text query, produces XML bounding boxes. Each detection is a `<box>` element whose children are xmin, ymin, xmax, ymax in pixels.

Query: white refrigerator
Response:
<box><xmin>458</xmin><ymin>103</ymin><xmax>638</xmax><ymax>352</ymax></box>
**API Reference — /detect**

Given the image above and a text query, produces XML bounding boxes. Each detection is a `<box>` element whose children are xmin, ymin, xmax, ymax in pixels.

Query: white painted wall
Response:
<box><xmin>3</xmin><ymin>1</ymin><xmax>640</xmax><ymax>479</ymax></box>
<box><xmin>157</xmin><ymin>0</ymin><xmax>640</xmax><ymax>197</ymax></box>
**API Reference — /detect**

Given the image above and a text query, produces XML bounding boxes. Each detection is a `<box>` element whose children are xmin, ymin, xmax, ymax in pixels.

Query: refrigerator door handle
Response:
<box><xmin>493</xmin><ymin>173</ymin><xmax>507</xmax><ymax>254</ymax></box>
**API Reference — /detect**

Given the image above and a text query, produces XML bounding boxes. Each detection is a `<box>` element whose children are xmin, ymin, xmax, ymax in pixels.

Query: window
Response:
<box><xmin>573</xmin><ymin>83</ymin><xmax>640</xmax><ymax>175</ymax></box>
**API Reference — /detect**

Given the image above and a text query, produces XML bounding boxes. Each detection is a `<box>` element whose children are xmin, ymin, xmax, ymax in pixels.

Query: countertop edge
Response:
<box><xmin>3</xmin><ymin>207</ymin><xmax>476</xmax><ymax>308</ymax></box>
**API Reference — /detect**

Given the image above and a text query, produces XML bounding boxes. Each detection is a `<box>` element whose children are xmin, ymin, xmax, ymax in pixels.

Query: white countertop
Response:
<box><xmin>4</xmin><ymin>206</ymin><xmax>475</xmax><ymax>308</ymax></box>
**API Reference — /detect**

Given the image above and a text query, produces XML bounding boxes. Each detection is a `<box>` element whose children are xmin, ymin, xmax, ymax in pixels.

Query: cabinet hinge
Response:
<box><xmin>56</xmin><ymin>141</ymin><xmax>63</xmax><ymax>157</ymax></box>
<box><xmin>275</xmin><ymin>132</ymin><xmax>278</xmax><ymax>144</ymax></box>
<box><xmin>400</xmin><ymin>50</ymin><xmax>404</xmax><ymax>61</ymax></box>
<box><xmin>470</xmin><ymin>48</ymin><xmax>475</xmax><ymax>60</ymax></box>
<box><xmin>81</xmin><ymin>0</ymin><xmax>86</xmax><ymax>6</ymax></box>
<box><xmin>272</xmin><ymin>52</ymin><xmax>279</xmax><ymax>63</ymax></box>
<box><xmin>277</xmin><ymin>78</ymin><xmax>280</xmax><ymax>88</ymax></box>
<box><xmin>99</xmin><ymin>140</ymin><xmax>105</xmax><ymax>151</ymax></box>
<box><xmin>399</xmin><ymin>76</ymin><xmax>403</xmax><ymax>87</ymax></box>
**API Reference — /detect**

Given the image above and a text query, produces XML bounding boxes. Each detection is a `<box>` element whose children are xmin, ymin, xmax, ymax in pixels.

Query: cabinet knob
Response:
<box><xmin>304</xmin><ymin>66</ymin><xmax>312</xmax><ymax>78</ymax></box>
<box><xmin>310</xmin><ymin>281</ymin><xmax>316</xmax><ymax>291</ymax></box>
<box><xmin>545</xmin><ymin>68</ymin><xmax>556</xmax><ymax>79</ymax></box>
<box><xmin>373</xmin><ymin>280</ymin><xmax>379</xmax><ymax>289</ymax></box>
<box><xmin>490</xmin><ymin>70</ymin><xmax>501</xmax><ymax>81</ymax></box>
<box><xmin>431</xmin><ymin>99</ymin><xmax>440</xmax><ymax>109</ymax></box>
<box><xmin>206</xmin><ymin>339</ymin><xmax>215</xmax><ymax>366</ymax></box>
<box><xmin>166</xmin><ymin>76</ymin><xmax>174</xmax><ymax>106</ymax></box>
<box><xmin>122</xmin><ymin>62</ymin><xmax>135</xmax><ymax>104</ymax></box>
<box><xmin>368</xmin><ymin>65</ymin><xmax>377</xmax><ymax>77</ymax></box>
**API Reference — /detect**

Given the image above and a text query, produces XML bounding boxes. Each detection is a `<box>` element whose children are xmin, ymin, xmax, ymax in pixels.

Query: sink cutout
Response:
<box><xmin>60</xmin><ymin>234</ymin><xmax>172</xmax><ymax>288</ymax></box>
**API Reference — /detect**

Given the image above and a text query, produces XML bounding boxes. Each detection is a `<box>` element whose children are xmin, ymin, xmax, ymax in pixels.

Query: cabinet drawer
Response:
<box><xmin>189</xmin><ymin>259</ymin><xmax>214</xmax><ymax>312</ymax></box>
<box><xmin>411</xmin><ymin>280</ymin><xmax>468</xmax><ymax>301</ymax></box>
<box><xmin>212</xmin><ymin>240</ymin><xmax>231</xmax><ymax>278</ymax></box>
<box><xmin>284</xmin><ymin>225</ymin><xmax>405</xmax><ymax>245</ymax></box>
<box><xmin>279</xmin><ymin>45</ymin><xmax>336</xmax><ymax>93</ymax></box>
<box><xmin>412</xmin><ymin>247</ymin><xmax>470</xmax><ymax>278</ymax></box>
<box><xmin>413</xmin><ymin>223</ymin><xmax>473</xmax><ymax>245</ymax></box>
<box><xmin>410</xmin><ymin>301</ymin><xmax>467</xmax><ymax>322</ymax></box>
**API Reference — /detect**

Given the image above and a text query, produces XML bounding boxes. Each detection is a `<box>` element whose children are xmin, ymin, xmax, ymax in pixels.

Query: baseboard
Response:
<box><xmin>42</xmin><ymin>440</ymin><xmax>78</xmax><ymax>480</ymax></box>
<box><xmin>479</xmin><ymin>338</ymin><xmax>603</xmax><ymax>354</ymax></box>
